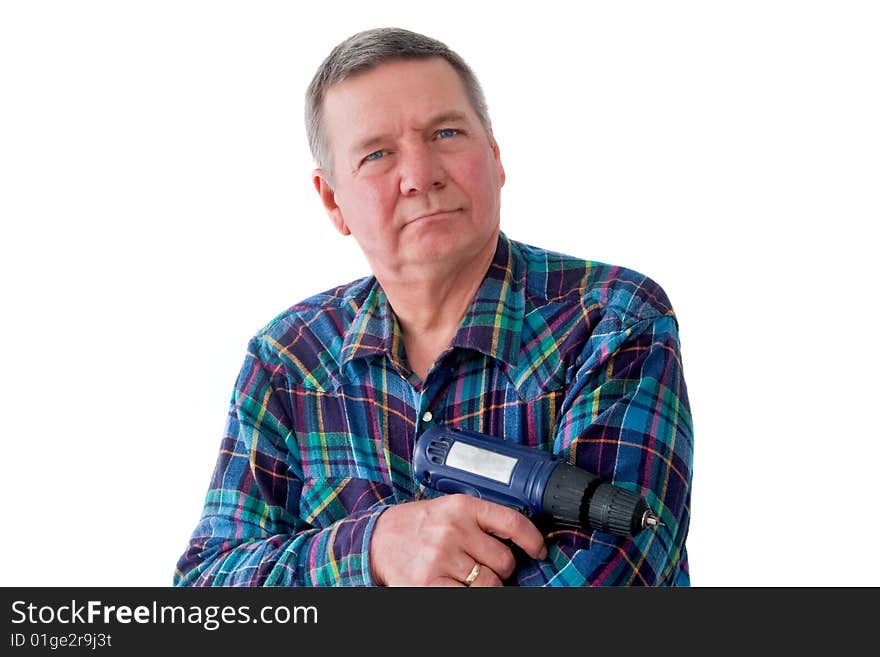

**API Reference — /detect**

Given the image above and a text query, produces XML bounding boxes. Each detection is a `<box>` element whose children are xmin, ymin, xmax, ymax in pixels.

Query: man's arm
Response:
<box><xmin>173</xmin><ymin>336</ymin><xmax>388</xmax><ymax>587</ymax></box>
<box><xmin>516</xmin><ymin>311</ymin><xmax>693</xmax><ymax>586</ymax></box>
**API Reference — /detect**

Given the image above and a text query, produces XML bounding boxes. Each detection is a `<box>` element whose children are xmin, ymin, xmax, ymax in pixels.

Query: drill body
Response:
<box><xmin>413</xmin><ymin>424</ymin><xmax>660</xmax><ymax>537</ymax></box>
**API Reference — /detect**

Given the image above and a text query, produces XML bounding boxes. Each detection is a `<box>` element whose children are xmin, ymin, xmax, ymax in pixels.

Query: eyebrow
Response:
<box><xmin>351</xmin><ymin>111</ymin><xmax>470</xmax><ymax>157</ymax></box>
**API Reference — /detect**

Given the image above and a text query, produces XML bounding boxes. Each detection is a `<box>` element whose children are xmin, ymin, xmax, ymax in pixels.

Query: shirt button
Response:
<box><xmin>422</xmin><ymin>411</ymin><xmax>433</xmax><ymax>423</ymax></box>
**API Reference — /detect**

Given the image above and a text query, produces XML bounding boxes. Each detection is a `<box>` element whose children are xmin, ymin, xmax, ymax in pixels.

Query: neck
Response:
<box><xmin>376</xmin><ymin>232</ymin><xmax>498</xmax><ymax>346</ymax></box>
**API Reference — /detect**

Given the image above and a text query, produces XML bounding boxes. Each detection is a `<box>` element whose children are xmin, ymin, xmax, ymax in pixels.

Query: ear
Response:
<box><xmin>312</xmin><ymin>169</ymin><xmax>351</xmax><ymax>236</ymax></box>
<box><xmin>491</xmin><ymin>139</ymin><xmax>506</xmax><ymax>187</ymax></box>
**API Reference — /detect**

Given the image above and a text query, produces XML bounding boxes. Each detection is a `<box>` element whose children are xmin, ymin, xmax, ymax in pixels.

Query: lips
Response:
<box><xmin>408</xmin><ymin>208</ymin><xmax>462</xmax><ymax>224</ymax></box>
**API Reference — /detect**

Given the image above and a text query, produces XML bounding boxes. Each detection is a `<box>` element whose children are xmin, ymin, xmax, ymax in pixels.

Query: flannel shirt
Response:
<box><xmin>174</xmin><ymin>231</ymin><xmax>693</xmax><ymax>586</ymax></box>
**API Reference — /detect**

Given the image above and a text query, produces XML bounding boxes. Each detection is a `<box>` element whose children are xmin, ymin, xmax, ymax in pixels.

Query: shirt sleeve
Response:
<box><xmin>173</xmin><ymin>335</ymin><xmax>389</xmax><ymax>587</ymax></box>
<box><xmin>514</xmin><ymin>310</ymin><xmax>693</xmax><ymax>586</ymax></box>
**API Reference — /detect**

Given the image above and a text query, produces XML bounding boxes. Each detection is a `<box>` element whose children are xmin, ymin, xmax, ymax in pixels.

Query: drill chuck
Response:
<box><xmin>543</xmin><ymin>463</ymin><xmax>658</xmax><ymax>535</ymax></box>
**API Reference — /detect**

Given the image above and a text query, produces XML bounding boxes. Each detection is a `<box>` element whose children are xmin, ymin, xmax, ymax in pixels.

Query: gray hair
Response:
<box><xmin>305</xmin><ymin>27</ymin><xmax>493</xmax><ymax>180</ymax></box>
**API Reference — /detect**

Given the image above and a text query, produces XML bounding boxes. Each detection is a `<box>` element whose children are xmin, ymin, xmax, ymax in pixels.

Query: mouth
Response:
<box><xmin>408</xmin><ymin>208</ymin><xmax>463</xmax><ymax>224</ymax></box>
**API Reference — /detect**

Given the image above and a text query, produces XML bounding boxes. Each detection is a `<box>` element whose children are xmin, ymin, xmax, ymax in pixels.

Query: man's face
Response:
<box><xmin>314</xmin><ymin>57</ymin><xmax>506</xmax><ymax>277</ymax></box>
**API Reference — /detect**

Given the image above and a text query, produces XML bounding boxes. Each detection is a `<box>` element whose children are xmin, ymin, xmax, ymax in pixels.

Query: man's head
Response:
<box><xmin>305</xmin><ymin>27</ymin><xmax>494</xmax><ymax>179</ymax></box>
<box><xmin>306</xmin><ymin>28</ymin><xmax>506</xmax><ymax>279</ymax></box>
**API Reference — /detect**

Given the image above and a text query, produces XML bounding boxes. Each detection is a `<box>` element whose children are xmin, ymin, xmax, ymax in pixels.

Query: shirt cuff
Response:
<box><xmin>297</xmin><ymin>504</ymin><xmax>392</xmax><ymax>586</ymax></box>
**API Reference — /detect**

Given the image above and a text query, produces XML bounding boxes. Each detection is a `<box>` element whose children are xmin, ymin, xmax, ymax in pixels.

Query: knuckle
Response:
<box><xmin>497</xmin><ymin>552</ymin><xmax>516</xmax><ymax>578</ymax></box>
<box><xmin>422</xmin><ymin>544</ymin><xmax>445</xmax><ymax>565</ymax></box>
<box><xmin>433</xmin><ymin>524</ymin><xmax>458</xmax><ymax>546</ymax></box>
<box><xmin>438</xmin><ymin>493</ymin><xmax>469</xmax><ymax>513</ymax></box>
<box><xmin>498</xmin><ymin>507</ymin><xmax>523</xmax><ymax>533</ymax></box>
<box><xmin>455</xmin><ymin>493</ymin><xmax>479</xmax><ymax>511</ymax></box>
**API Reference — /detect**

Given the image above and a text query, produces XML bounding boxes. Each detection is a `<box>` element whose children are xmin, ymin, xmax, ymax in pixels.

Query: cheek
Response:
<box><xmin>338</xmin><ymin>179</ymin><xmax>397</xmax><ymax>229</ymax></box>
<box><xmin>366</xmin><ymin>182</ymin><xmax>397</xmax><ymax>214</ymax></box>
<box><xmin>458</xmin><ymin>154</ymin><xmax>501</xmax><ymax>203</ymax></box>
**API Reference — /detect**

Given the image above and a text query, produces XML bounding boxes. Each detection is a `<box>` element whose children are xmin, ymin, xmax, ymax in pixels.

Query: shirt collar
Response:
<box><xmin>340</xmin><ymin>231</ymin><xmax>525</xmax><ymax>369</ymax></box>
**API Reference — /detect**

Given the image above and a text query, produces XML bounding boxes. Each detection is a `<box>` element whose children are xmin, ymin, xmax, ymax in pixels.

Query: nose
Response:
<box><xmin>398</xmin><ymin>142</ymin><xmax>446</xmax><ymax>195</ymax></box>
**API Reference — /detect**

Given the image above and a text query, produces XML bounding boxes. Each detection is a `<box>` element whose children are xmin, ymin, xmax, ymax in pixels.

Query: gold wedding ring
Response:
<box><xmin>464</xmin><ymin>563</ymin><xmax>481</xmax><ymax>586</ymax></box>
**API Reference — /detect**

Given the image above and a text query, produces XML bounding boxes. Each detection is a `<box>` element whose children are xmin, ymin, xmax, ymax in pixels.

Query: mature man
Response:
<box><xmin>174</xmin><ymin>27</ymin><xmax>693</xmax><ymax>586</ymax></box>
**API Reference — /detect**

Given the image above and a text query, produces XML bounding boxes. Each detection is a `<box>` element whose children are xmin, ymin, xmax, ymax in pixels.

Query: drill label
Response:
<box><xmin>445</xmin><ymin>442</ymin><xmax>517</xmax><ymax>484</ymax></box>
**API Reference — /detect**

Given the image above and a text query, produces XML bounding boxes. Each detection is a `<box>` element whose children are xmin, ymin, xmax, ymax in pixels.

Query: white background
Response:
<box><xmin>2</xmin><ymin>1</ymin><xmax>877</xmax><ymax>587</ymax></box>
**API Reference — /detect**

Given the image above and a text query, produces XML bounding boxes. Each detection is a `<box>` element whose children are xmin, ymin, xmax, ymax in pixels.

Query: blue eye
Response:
<box><xmin>364</xmin><ymin>150</ymin><xmax>384</xmax><ymax>162</ymax></box>
<box><xmin>437</xmin><ymin>128</ymin><xmax>458</xmax><ymax>139</ymax></box>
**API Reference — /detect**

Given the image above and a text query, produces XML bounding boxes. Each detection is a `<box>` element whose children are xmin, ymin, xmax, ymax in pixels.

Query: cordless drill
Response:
<box><xmin>413</xmin><ymin>424</ymin><xmax>662</xmax><ymax>537</ymax></box>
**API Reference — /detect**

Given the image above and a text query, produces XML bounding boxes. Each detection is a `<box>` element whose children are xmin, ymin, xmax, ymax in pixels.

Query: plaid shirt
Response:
<box><xmin>174</xmin><ymin>232</ymin><xmax>693</xmax><ymax>586</ymax></box>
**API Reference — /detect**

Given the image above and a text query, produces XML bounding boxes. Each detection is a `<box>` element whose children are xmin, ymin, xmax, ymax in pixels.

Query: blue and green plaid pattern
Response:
<box><xmin>174</xmin><ymin>232</ymin><xmax>693</xmax><ymax>586</ymax></box>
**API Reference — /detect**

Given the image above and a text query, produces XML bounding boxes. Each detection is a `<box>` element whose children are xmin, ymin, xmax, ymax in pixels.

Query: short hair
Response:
<box><xmin>305</xmin><ymin>27</ymin><xmax>493</xmax><ymax>180</ymax></box>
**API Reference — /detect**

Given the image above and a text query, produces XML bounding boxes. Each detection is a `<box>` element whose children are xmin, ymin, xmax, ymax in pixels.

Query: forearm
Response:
<box><xmin>176</xmin><ymin>336</ymin><xmax>395</xmax><ymax>586</ymax></box>
<box><xmin>512</xmin><ymin>314</ymin><xmax>693</xmax><ymax>586</ymax></box>
<box><xmin>174</xmin><ymin>504</ymin><xmax>389</xmax><ymax>587</ymax></box>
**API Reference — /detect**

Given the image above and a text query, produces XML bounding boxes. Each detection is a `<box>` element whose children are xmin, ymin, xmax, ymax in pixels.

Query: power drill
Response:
<box><xmin>413</xmin><ymin>424</ymin><xmax>662</xmax><ymax>537</ymax></box>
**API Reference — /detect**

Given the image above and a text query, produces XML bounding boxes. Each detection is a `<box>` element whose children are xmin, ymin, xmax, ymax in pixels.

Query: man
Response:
<box><xmin>174</xmin><ymin>27</ymin><xmax>693</xmax><ymax>587</ymax></box>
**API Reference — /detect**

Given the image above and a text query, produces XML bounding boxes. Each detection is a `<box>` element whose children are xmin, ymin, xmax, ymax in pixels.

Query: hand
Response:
<box><xmin>368</xmin><ymin>494</ymin><xmax>548</xmax><ymax>587</ymax></box>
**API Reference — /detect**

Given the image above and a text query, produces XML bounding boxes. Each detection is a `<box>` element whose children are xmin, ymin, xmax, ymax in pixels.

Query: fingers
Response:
<box><xmin>432</xmin><ymin>563</ymin><xmax>504</xmax><ymax>587</ymax></box>
<box><xmin>468</xmin><ymin>497</ymin><xmax>548</xmax><ymax>561</ymax></box>
<box><xmin>461</xmin><ymin>521</ymin><xmax>519</xmax><ymax>579</ymax></box>
<box><xmin>431</xmin><ymin>495</ymin><xmax>547</xmax><ymax>580</ymax></box>
<box><xmin>368</xmin><ymin>495</ymin><xmax>547</xmax><ymax>586</ymax></box>
<box><xmin>463</xmin><ymin>562</ymin><xmax>504</xmax><ymax>588</ymax></box>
